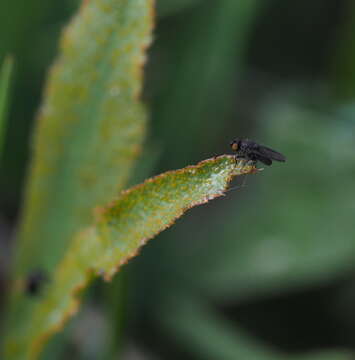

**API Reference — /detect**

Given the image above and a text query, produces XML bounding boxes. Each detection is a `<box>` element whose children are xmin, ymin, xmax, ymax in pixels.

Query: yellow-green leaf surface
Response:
<box><xmin>15</xmin><ymin>0</ymin><xmax>153</xmax><ymax>275</ymax></box>
<box><xmin>5</xmin><ymin>156</ymin><xmax>256</xmax><ymax>359</ymax></box>
<box><xmin>5</xmin><ymin>0</ymin><xmax>153</xmax><ymax>358</ymax></box>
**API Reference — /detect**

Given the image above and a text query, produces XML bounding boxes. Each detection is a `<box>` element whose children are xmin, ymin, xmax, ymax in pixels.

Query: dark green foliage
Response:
<box><xmin>1</xmin><ymin>0</ymin><xmax>355</xmax><ymax>359</ymax></box>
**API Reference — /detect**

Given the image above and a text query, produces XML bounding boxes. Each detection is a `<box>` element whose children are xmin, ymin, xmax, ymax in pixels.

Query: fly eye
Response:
<box><xmin>230</xmin><ymin>141</ymin><xmax>238</xmax><ymax>151</ymax></box>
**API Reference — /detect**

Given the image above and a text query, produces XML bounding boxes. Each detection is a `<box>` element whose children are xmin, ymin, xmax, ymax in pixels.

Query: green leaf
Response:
<box><xmin>14</xmin><ymin>0</ymin><xmax>154</xmax><ymax>277</ymax></box>
<box><xmin>160</xmin><ymin>294</ymin><xmax>353</xmax><ymax>360</ymax></box>
<box><xmin>153</xmin><ymin>0</ymin><xmax>260</xmax><ymax>165</ymax></box>
<box><xmin>5</xmin><ymin>0</ymin><xmax>153</xmax><ymax>357</ymax></box>
<box><xmin>4</xmin><ymin>156</ymin><xmax>256</xmax><ymax>359</ymax></box>
<box><xmin>160</xmin><ymin>293</ymin><xmax>282</xmax><ymax>360</ymax></box>
<box><xmin>182</xmin><ymin>100</ymin><xmax>355</xmax><ymax>301</ymax></box>
<box><xmin>0</xmin><ymin>56</ymin><xmax>13</xmax><ymax>162</ymax></box>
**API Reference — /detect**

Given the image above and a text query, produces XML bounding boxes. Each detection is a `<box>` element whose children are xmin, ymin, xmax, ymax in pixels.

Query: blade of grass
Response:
<box><xmin>13</xmin><ymin>0</ymin><xmax>154</xmax><ymax>277</ymax></box>
<box><xmin>0</xmin><ymin>56</ymin><xmax>13</xmax><ymax>163</ymax></box>
<box><xmin>159</xmin><ymin>293</ymin><xmax>353</xmax><ymax>360</ymax></box>
<box><xmin>160</xmin><ymin>293</ymin><xmax>283</xmax><ymax>360</ymax></box>
<box><xmin>183</xmin><ymin>100</ymin><xmax>355</xmax><ymax>301</ymax></box>
<box><xmin>153</xmin><ymin>0</ymin><xmax>260</xmax><ymax>165</ymax></box>
<box><xmin>103</xmin><ymin>141</ymin><xmax>161</xmax><ymax>360</ymax></box>
<box><xmin>4</xmin><ymin>156</ymin><xmax>256</xmax><ymax>360</ymax></box>
<box><xmin>5</xmin><ymin>0</ymin><xmax>154</xmax><ymax>358</ymax></box>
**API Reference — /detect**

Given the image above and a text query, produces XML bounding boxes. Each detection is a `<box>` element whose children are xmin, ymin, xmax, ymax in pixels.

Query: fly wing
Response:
<box><xmin>255</xmin><ymin>145</ymin><xmax>286</xmax><ymax>162</ymax></box>
<box><xmin>254</xmin><ymin>154</ymin><xmax>272</xmax><ymax>166</ymax></box>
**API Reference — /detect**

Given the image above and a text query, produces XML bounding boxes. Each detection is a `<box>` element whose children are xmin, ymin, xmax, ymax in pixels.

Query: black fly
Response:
<box><xmin>230</xmin><ymin>138</ymin><xmax>286</xmax><ymax>166</ymax></box>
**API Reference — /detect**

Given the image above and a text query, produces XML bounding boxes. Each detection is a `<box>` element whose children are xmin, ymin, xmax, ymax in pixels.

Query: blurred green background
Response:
<box><xmin>1</xmin><ymin>0</ymin><xmax>355</xmax><ymax>359</ymax></box>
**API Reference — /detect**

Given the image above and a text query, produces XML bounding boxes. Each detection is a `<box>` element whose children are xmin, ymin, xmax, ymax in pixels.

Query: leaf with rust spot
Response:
<box><xmin>4</xmin><ymin>156</ymin><xmax>257</xmax><ymax>359</ymax></box>
<box><xmin>4</xmin><ymin>0</ymin><xmax>154</xmax><ymax>358</ymax></box>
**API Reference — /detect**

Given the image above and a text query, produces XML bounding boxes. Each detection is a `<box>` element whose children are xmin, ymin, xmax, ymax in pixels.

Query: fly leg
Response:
<box><xmin>246</xmin><ymin>159</ymin><xmax>257</xmax><ymax>167</ymax></box>
<box><xmin>234</xmin><ymin>154</ymin><xmax>246</xmax><ymax>166</ymax></box>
